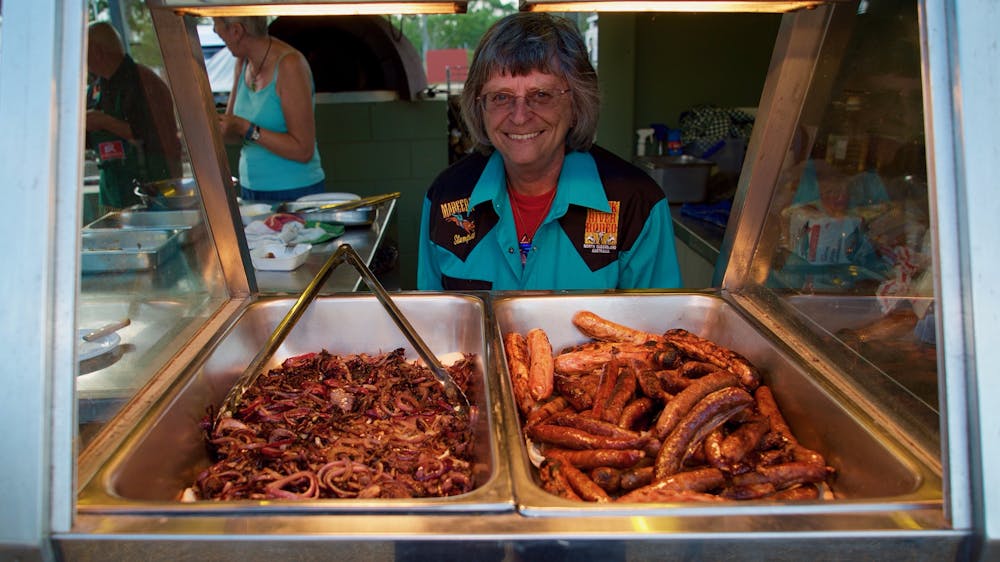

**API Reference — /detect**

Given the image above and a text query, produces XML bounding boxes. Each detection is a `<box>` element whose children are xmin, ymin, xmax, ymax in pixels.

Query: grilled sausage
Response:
<box><xmin>572</xmin><ymin>311</ymin><xmax>662</xmax><ymax>344</ymax></box>
<box><xmin>654</xmin><ymin>371</ymin><xmax>739</xmax><ymax>440</ymax></box>
<box><xmin>527</xmin><ymin>423</ymin><xmax>649</xmax><ymax>450</ymax></box>
<box><xmin>503</xmin><ymin>332</ymin><xmax>536</xmax><ymax>416</ymax></box>
<box><xmin>543</xmin><ymin>448</ymin><xmax>646</xmax><ymax>470</ymax></box>
<box><xmin>526</xmin><ymin>328</ymin><xmax>555</xmax><ymax>401</ymax></box>
<box><xmin>654</xmin><ymin>387</ymin><xmax>754</xmax><ymax>479</ymax></box>
<box><xmin>663</xmin><ymin>329</ymin><xmax>761</xmax><ymax>390</ymax></box>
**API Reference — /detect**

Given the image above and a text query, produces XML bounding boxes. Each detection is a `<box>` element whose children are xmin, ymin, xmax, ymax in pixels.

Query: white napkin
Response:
<box><xmin>244</xmin><ymin>220</ymin><xmax>327</xmax><ymax>249</ymax></box>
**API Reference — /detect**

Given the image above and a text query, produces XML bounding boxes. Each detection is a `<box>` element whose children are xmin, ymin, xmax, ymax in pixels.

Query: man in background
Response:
<box><xmin>86</xmin><ymin>21</ymin><xmax>182</xmax><ymax>211</ymax></box>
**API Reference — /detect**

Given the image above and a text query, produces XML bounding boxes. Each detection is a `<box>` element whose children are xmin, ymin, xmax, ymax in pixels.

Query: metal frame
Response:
<box><xmin>1</xmin><ymin>0</ymin><xmax>999</xmax><ymax>558</ymax></box>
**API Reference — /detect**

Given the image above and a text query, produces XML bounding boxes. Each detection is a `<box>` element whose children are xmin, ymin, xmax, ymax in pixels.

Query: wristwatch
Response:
<box><xmin>244</xmin><ymin>123</ymin><xmax>261</xmax><ymax>143</ymax></box>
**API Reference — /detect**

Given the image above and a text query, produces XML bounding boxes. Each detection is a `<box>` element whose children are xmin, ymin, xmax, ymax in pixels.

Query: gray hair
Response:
<box><xmin>215</xmin><ymin>16</ymin><xmax>269</xmax><ymax>37</ymax></box>
<box><xmin>460</xmin><ymin>13</ymin><xmax>600</xmax><ymax>154</ymax></box>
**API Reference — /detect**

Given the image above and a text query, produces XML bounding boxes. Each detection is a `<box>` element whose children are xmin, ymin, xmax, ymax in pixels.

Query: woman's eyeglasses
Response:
<box><xmin>479</xmin><ymin>88</ymin><xmax>570</xmax><ymax>113</ymax></box>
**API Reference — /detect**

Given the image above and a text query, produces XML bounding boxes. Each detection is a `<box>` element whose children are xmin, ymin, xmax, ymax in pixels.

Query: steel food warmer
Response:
<box><xmin>3</xmin><ymin>0</ymin><xmax>998</xmax><ymax>560</ymax></box>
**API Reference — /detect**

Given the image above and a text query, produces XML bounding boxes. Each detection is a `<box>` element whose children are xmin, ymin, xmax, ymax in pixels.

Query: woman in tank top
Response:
<box><xmin>214</xmin><ymin>16</ymin><xmax>326</xmax><ymax>202</ymax></box>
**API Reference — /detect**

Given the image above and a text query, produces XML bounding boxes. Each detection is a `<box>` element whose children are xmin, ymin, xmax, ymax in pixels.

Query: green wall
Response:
<box><xmin>598</xmin><ymin>12</ymin><xmax>781</xmax><ymax>161</ymax></box>
<box><xmin>313</xmin><ymin>98</ymin><xmax>450</xmax><ymax>290</ymax></box>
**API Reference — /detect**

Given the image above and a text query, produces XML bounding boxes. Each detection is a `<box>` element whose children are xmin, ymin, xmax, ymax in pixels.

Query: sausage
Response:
<box><xmin>654</xmin><ymin>369</ymin><xmax>693</xmax><ymax>393</ymax></box>
<box><xmin>615</xmin><ymin>468</ymin><xmax>726</xmax><ymax>503</ymax></box>
<box><xmin>720</xmin><ymin>415</ymin><xmax>770</xmax><ymax>465</ymax></box>
<box><xmin>503</xmin><ymin>332</ymin><xmax>536</xmax><ymax>416</ymax></box>
<box><xmin>554</xmin><ymin>342</ymin><xmax>677</xmax><ymax>376</ymax></box>
<box><xmin>766</xmin><ymin>484</ymin><xmax>821</xmax><ymax>501</ymax></box>
<box><xmin>703</xmin><ymin>426</ymin><xmax>727</xmax><ymax>471</ymax></box>
<box><xmin>637</xmin><ymin>370</ymin><xmax>673</xmax><ymax>403</ymax></box>
<box><xmin>654</xmin><ymin>387</ymin><xmax>754</xmax><ymax>479</ymax></box>
<box><xmin>590</xmin><ymin>355</ymin><xmax>621</xmax><ymax>421</ymax></box>
<box><xmin>590</xmin><ymin>467</ymin><xmax>621</xmax><ymax>493</ymax></box>
<box><xmin>721</xmin><ymin>482</ymin><xmax>776</xmax><ymax>500</ymax></box>
<box><xmin>678</xmin><ymin>361</ymin><xmax>719</xmax><ymax>379</ymax></box>
<box><xmin>527</xmin><ymin>423</ymin><xmax>649</xmax><ymax>450</ymax></box>
<box><xmin>554</xmin><ymin>371</ymin><xmax>600</xmax><ymax>411</ymax></box>
<box><xmin>618</xmin><ymin>396</ymin><xmax>656</xmax><ymax>430</ymax></box>
<box><xmin>572</xmin><ymin>310</ymin><xmax>662</xmax><ymax>344</ymax></box>
<box><xmin>602</xmin><ymin>367</ymin><xmax>636</xmax><ymax>423</ymax></box>
<box><xmin>755</xmin><ymin>462</ymin><xmax>830</xmax><ymax>489</ymax></box>
<box><xmin>620</xmin><ymin>465</ymin><xmax>654</xmax><ymax>491</ymax></box>
<box><xmin>755</xmin><ymin>386</ymin><xmax>794</xmax><ymax>442</ymax></box>
<box><xmin>548</xmin><ymin>411</ymin><xmax>640</xmax><ymax>439</ymax></box>
<box><xmin>546</xmin><ymin>455</ymin><xmax>611</xmax><ymax>502</ymax></box>
<box><xmin>662</xmin><ymin>329</ymin><xmax>761</xmax><ymax>390</ymax></box>
<box><xmin>543</xmin><ymin>448</ymin><xmax>646</xmax><ymax>470</ymax></box>
<box><xmin>526</xmin><ymin>328</ymin><xmax>555</xmax><ymax>401</ymax></box>
<box><xmin>525</xmin><ymin>396</ymin><xmax>568</xmax><ymax>428</ymax></box>
<box><xmin>731</xmin><ymin>462</ymin><xmax>829</xmax><ymax>490</ymax></box>
<box><xmin>538</xmin><ymin>460</ymin><xmax>582</xmax><ymax>501</ymax></box>
<box><xmin>653</xmin><ymin>371</ymin><xmax>739</xmax><ymax>440</ymax></box>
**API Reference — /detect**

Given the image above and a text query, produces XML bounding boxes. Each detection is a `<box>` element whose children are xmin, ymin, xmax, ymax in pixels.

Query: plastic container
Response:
<box><xmin>250</xmin><ymin>243</ymin><xmax>312</xmax><ymax>271</ymax></box>
<box><xmin>637</xmin><ymin>155</ymin><xmax>713</xmax><ymax>203</ymax></box>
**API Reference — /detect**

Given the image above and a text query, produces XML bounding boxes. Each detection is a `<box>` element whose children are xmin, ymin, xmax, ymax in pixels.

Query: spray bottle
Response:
<box><xmin>635</xmin><ymin>128</ymin><xmax>655</xmax><ymax>157</ymax></box>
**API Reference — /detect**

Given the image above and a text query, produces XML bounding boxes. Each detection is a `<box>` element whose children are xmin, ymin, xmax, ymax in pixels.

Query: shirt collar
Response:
<box><xmin>469</xmin><ymin>150</ymin><xmax>612</xmax><ymax>214</ymax></box>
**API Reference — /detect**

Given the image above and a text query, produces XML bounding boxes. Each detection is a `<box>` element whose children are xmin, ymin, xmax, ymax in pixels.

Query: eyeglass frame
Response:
<box><xmin>477</xmin><ymin>88</ymin><xmax>572</xmax><ymax>113</ymax></box>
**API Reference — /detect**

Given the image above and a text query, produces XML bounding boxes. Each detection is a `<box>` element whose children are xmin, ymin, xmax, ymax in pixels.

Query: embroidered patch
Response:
<box><xmin>441</xmin><ymin>197</ymin><xmax>476</xmax><ymax>245</ymax></box>
<box><xmin>583</xmin><ymin>201</ymin><xmax>619</xmax><ymax>254</ymax></box>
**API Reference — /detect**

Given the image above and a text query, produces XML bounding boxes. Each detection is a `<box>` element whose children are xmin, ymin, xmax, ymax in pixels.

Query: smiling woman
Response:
<box><xmin>417</xmin><ymin>12</ymin><xmax>682</xmax><ymax>292</ymax></box>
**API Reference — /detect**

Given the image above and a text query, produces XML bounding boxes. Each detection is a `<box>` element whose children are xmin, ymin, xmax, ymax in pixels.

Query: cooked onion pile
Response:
<box><xmin>504</xmin><ymin>311</ymin><xmax>835</xmax><ymax>503</ymax></box>
<box><xmin>187</xmin><ymin>348</ymin><xmax>477</xmax><ymax>501</ymax></box>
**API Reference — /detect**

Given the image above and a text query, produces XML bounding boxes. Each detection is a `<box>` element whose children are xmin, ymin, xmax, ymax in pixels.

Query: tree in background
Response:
<box><xmin>88</xmin><ymin>0</ymin><xmax>164</xmax><ymax>72</ymax></box>
<box><xmin>389</xmin><ymin>0</ymin><xmax>515</xmax><ymax>60</ymax></box>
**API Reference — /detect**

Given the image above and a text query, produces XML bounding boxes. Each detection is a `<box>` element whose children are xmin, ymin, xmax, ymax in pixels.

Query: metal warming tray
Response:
<box><xmin>78</xmin><ymin>293</ymin><xmax>513</xmax><ymax>514</ymax></box>
<box><xmin>281</xmin><ymin>196</ymin><xmax>374</xmax><ymax>226</ymax></box>
<box><xmin>492</xmin><ymin>292</ymin><xmax>941</xmax><ymax>517</ymax></box>
<box><xmin>81</xmin><ymin>229</ymin><xmax>181</xmax><ymax>273</ymax></box>
<box><xmin>84</xmin><ymin>209</ymin><xmax>205</xmax><ymax>246</ymax></box>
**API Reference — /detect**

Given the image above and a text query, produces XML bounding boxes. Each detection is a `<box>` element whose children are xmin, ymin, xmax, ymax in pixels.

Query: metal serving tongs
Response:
<box><xmin>274</xmin><ymin>191</ymin><xmax>401</xmax><ymax>214</ymax></box>
<box><xmin>215</xmin><ymin>243</ymin><xmax>470</xmax><ymax>429</ymax></box>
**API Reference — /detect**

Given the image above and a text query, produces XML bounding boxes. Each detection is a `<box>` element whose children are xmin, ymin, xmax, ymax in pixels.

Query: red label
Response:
<box><xmin>98</xmin><ymin>140</ymin><xmax>126</xmax><ymax>161</ymax></box>
<box><xmin>808</xmin><ymin>224</ymin><xmax>820</xmax><ymax>262</ymax></box>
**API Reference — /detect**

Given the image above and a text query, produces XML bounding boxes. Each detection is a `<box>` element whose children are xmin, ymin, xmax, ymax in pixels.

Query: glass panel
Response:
<box><xmin>754</xmin><ymin>1</ymin><xmax>935</xmax><ymax>410</ymax></box>
<box><xmin>79</xmin><ymin>0</ymin><xmax>227</xmax><ymax>447</ymax></box>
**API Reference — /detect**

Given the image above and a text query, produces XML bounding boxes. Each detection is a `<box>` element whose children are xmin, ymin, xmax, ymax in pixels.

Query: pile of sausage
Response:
<box><xmin>503</xmin><ymin>311</ymin><xmax>834</xmax><ymax>503</ymax></box>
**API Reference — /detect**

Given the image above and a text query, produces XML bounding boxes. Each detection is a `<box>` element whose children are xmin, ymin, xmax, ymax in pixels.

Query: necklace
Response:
<box><xmin>248</xmin><ymin>37</ymin><xmax>272</xmax><ymax>91</ymax></box>
<box><xmin>507</xmin><ymin>182</ymin><xmax>557</xmax><ymax>266</ymax></box>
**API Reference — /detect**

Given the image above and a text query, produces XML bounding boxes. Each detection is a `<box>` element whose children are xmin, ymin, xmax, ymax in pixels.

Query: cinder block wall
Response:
<box><xmin>314</xmin><ymin>98</ymin><xmax>450</xmax><ymax>290</ymax></box>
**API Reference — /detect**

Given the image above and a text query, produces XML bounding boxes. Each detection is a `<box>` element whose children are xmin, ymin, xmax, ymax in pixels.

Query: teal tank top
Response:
<box><xmin>234</xmin><ymin>54</ymin><xmax>324</xmax><ymax>191</ymax></box>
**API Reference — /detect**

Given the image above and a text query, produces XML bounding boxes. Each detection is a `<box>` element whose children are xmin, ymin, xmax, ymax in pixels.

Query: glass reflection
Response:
<box><xmin>79</xmin><ymin>1</ymin><xmax>226</xmax><ymax>447</ymax></box>
<box><xmin>759</xmin><ymin>0</ymin><xmax>936</xmax><ymax>407</ymax></box>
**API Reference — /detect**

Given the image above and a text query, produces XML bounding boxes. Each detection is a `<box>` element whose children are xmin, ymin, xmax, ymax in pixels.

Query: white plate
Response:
<box><xmin>78</xmin><ymin>329</ymin><xmax>122</xmax><ymax>361</ymax></box>
<box><xmin>295</xmin><ymin>192</ymin><xmax>359</xmax><ymax>202</ymax></box>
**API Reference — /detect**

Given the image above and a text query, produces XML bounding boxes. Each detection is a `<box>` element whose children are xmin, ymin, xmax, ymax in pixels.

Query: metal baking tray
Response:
<box><xmin>84</xmin><ymin>209</ymin><xmax>205</xmax><ymax>246</ymax></box>
<box><xmin>81</xmin><ymin>229</ymin><xmax>181</xmax><ymax>273</ymax></box>
<box><xmin>77</xmin><ymin>293</ymin><xmax>513</xmax><ymax>514</ymax></box>
<box><xmin>492</xmin><ymin>292</ymin><xmax>941</xmax><ymax>517</ymax></box>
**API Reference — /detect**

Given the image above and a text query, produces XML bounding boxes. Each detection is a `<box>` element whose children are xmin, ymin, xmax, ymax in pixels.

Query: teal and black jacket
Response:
<box><xmin>417</xmin><ymin>145</ymin><xmax>682</xmax><ymax>291</ymax></box>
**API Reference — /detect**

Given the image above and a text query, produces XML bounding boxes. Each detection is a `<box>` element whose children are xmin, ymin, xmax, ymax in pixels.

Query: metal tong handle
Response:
<box><xmin>215</xmin><ymin>243</ymin><xmax>469</xmax><ymax>426</ymax></box>
<box><xmin>297</xmin><ymin>192</ymin><xmax>401</xmax><ymax>214</ymax></box>
<box><xmin>337</xmin><ymin>244</ymin><xmax>471</xmax><ymax>418</ymax></box>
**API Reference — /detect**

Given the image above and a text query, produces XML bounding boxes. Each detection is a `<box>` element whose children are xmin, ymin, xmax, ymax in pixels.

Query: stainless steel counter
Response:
<box><xmin>252</xmin><ymin>199</ymin><xmax>397</xmax><ymax>294</ymax></box>
<box><xmin>670</xmin><ymin>204</ymin><xmax>725</xmax><ymax>265</ymax></box>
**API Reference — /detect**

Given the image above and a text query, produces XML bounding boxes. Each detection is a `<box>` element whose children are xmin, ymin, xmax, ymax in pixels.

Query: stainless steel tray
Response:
<box><xmin>282</xmin><ymin>199</ymin><xmax>373</xmax><ymax>226</ymax></box>
<box><xmin>492</xmin><ymin>292</ymin><xmax>940</xmax><ymax>517</ymax></box>
<box><xmin>78</xmin><ymin>293</ymin><xmax>513</xmax><ymax>514</ymax></box>
<box><xmin>84</xmin><ymin>209</ymin><xmax>205</xmax><ymax>245</ymax></box>
<box><xmin>81</xmin><ymin>230</ymin><xmax>181</xmax><ymax>273</ymax></box>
